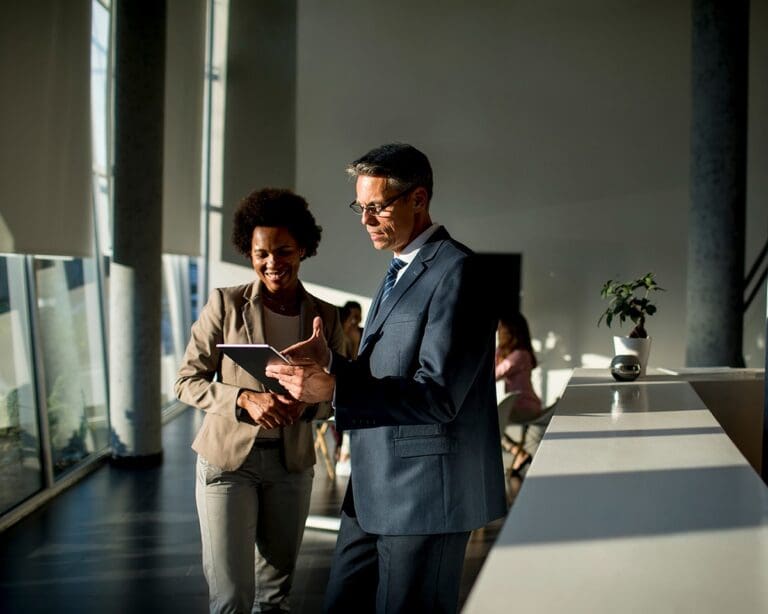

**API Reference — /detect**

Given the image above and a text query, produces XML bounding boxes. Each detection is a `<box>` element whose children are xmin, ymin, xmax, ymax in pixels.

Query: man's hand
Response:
<box><xmin>281</xmin><ymin>316</ymin><xmax>330</xmax><ymax>369</ymax></box>
<box><xmin>236</xmin><ymin>390</ymin><xmax>305</xmax><ymax>428</ymax></box>
<box><xmin>265</xmin><ymin>361</ymin><xmax>335</xmax><ymax>404</ymax></box>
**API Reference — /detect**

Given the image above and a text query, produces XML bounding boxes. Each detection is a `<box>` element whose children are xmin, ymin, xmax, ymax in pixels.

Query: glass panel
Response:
<box><xmin>91</xmin><ymin>1</ymin><xmax>109</xmax><ymax>175</ymax></box>
<box><xmin>207</xmin><ymin>0</ymin><xmax>229</xmax><ymax>209</ymax></box>
<box><xmin>161</xmin><ymin>255</ymin><xmax>193</xmax><ymax>409</ymax></box>
<box><xmin>93</xmin><ymin>172</ymin><xmax>112</xmax><ymax>258</ymax></box>
<box><xmin>189</xmin><ymin>259</ymin><xmax>199</xmax><ymax>321</ymax></box>
<box><xmin>33</xmin><ymin>257</ymin><xmax>108</xmax><ymax>478</ymax></box>
<box><xmin>91</xmin><ymin>0</ymin><xmax>112</xmax><ymax>257</ymax></box>
<box><xmin>160</xmin><ymin>260</ymin><xmax>175</xmax><ymax>408</ymax></box>
<box><xmin>0</xmin><ymin>256</ymin><xmax>44</xmax><ymax>514</ymax></box>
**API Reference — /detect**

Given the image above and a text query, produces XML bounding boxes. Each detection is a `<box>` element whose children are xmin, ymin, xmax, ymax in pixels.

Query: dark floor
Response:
<box><xmin>0</xmin><ymin>409</ymin><xmax>518</xmax><ymax>613</ymax></box>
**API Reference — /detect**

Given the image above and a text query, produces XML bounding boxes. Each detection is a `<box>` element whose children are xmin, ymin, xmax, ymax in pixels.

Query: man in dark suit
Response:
<box><xmin>267</xmin><ymin>143</ymin><xmax>506</xmax><ymax>613</ymax></box>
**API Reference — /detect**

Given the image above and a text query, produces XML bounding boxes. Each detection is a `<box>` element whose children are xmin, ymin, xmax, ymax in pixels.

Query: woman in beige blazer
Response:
<box><xmin>175</xmin><ymin>188</ymin><xmax>344</xmax><ymax>613</ymax></box>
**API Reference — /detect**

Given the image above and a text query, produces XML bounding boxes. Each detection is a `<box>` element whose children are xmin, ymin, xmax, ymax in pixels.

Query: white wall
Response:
<box><xmin>292</xmin><ymin>0</ymin><xmax>768</xmax><ymax>377</ymax></box>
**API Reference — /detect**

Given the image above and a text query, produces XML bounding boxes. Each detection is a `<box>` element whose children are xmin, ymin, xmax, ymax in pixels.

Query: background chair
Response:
<box><xmin>498</xmin><ymin>395</ymin><xmax>559</xmax><ymax>479</ymax></box>
<box><xmin>313</xmin><ymin>419</ymin><xmax>337</xmax><ymax>480</ymax></box>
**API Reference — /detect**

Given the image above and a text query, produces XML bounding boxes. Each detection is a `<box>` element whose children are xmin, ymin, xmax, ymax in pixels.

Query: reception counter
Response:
<box><xmin>464</xmin><ymin>368</ymin><xmax>768</xmax><ymax>613</ymax></box>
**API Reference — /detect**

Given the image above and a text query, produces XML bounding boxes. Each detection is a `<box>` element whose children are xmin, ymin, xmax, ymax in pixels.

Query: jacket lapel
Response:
<box><xmin>298</xmin><ymin>283</ymin><xmax>318</xmax><ymax>339</ymax></box>
<box><xmin>241</xmin><ymin>282</ymin><xmax>264</xmax><ymax>344</ymax></box>
<box><xmin>358</xmin><ymin>227</ymin><xmax>449</xmax><ymax>355</ymax></box>
<box><xmin>364</xmin><ymin>259</ymin><xmax>425</xmax><ymax>332</ymax></box>
<box><xmin>361</xmin><ymin>277</ymin><xmax>387</xmax><ymax>334</ymax></box>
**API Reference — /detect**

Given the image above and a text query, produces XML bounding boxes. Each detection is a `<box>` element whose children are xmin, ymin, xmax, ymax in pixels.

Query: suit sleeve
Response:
<box><xmin>174</xmin><ymin>288</ymin><xmax>241</xmax><ymax>422</ymax></box>
<box><xmin>333</xmin><ymin>255</ymin><xmax>494</xmax><ymax>429</ymax></box>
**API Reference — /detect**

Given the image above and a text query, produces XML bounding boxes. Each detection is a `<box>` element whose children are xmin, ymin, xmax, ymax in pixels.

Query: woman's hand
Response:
<box><xmin>236</xmin><ymin>390</ymin><xmax>305</xmax><ymax>428</ymax></box>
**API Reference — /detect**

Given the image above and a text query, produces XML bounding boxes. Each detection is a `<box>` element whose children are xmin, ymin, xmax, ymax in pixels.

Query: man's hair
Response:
<box><xmin>231</xmin><ymin>188</ymin><xmax>322</xmax><ymax>260</ymax></box>
<box><xmin>346</xmin><ymin>143</ymin><xmax>433</xmax><ymax>201</ymax></box>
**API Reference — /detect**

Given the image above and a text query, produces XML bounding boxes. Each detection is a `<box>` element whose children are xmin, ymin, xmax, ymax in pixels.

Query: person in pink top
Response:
<box><xmin>496</xmin><ymin>312</ymin><xmax>542</xmax><ymax>474</ymax></box>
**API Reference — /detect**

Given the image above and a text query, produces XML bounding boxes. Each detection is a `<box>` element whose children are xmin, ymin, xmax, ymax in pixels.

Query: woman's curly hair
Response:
<box><xmin>232</xmin><ymin>188</ymin><xmax>322</xmax><ymax>260</ymax></box>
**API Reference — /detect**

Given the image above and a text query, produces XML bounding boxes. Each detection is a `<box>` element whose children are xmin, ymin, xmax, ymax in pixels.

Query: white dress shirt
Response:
<box><xmin>391</xmin><ymin>223</ymin><xmax>441</xmax><ymax>286</ymax></box>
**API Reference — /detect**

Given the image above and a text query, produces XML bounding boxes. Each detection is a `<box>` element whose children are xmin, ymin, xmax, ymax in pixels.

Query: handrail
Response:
<box><xmin>744</xmin><ymin>237</ymin><xmax>768</xmax><ymax>290</ymax></box>
<box><xmin>744</xmin><ymin>235</ymin><xmax>768</xmax><ymax>312</ymax></box>
<box><xmin>744</xmin><ymin>265</ymin><xmax>768</xmax><ymax>312</ymax></box>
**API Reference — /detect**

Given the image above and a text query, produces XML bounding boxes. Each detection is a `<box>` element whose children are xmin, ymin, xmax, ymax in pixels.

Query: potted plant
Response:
<box><xmin>598</xmin><ymin>272</ymin><xmax>664</xmax><ymax>376</ymax></box>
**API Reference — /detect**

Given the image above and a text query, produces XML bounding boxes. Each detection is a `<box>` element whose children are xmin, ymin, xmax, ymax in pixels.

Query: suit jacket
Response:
<box><xmin>332</xmin><ymin>226</ymin><xmax>507</xmax><ymax>534</ymax></box>
<box><xmin>175</xmin><ymin>281</ymin><xmax>345</xmax><ymax>472</ymax></box>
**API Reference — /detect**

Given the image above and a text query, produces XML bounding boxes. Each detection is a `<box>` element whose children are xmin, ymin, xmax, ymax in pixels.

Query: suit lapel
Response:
<box><xmin>364</xmin><ymin>259</ymin><xmax>425</xmax><ymax>332</ymax></box>
<box><xmin>298</xmin><ymin>283</ymin><xmax>318</xmax><ymax>339</ymax></box>
<box><xmin>241</xmin><ymin>282</ymin><xmax>264</xmax><ymax>344</ymax></box>
<box><xmin>358</xmin><ymin>227</ymin><xmax>449</xmax><ymax>355</ymax></box>
<box><xmin>360</xmin><ymin>277</ymin><xmax>387</xmax><ymax>340</ymax></box>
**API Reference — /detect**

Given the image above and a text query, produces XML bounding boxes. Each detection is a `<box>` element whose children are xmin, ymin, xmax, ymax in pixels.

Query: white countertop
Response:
<box><xmin>464</xmin><ymin>368</ymin><xmax>768</xmax><ymax>613</ymax></box>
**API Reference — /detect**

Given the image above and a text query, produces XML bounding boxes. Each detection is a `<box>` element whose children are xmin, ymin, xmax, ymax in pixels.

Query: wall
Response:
<box><xmin>292</xmin><ymin>0</ymin><xmax>768</xmax><ymax>378</ymax></box>
<box><xmin>220</xmin><ymin>0</ymin><xmax>297</xmax><ymax>266</ymax></box>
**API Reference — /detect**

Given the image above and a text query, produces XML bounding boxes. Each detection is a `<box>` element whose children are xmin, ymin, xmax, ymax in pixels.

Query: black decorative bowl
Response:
<box><xmin>610</xmin><ymin>354</ymin><xmax>641</xmax><ymax>382</ymax></box>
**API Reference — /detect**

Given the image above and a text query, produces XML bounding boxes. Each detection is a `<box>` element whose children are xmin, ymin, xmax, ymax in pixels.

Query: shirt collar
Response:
<box><xmin>394</xmin><ymin>223</ymin><xmax>441</xmax><ymax>265</ymax></box>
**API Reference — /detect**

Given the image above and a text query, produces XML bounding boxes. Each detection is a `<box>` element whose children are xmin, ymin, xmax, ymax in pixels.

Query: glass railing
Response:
<box><xmin>0</xmin><ymin>255</ymin><xmax>44</xmax><ymax>514</ymax></box>
<box><xmin>33</xmin><ymin>257</ymin><xmax>109</xmax><ymax>478</ymax></box>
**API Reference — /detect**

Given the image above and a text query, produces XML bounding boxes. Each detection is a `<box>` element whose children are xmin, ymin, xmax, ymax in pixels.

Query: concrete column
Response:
<box><xmin>686</xmin><ymin>0</ymin><xmax>749</xmax><ymax>367</ymax></box>
<box><xmin>110</xmin><ymin>0</ymin><xmax>166</xmax><ymax>466</ymax></box>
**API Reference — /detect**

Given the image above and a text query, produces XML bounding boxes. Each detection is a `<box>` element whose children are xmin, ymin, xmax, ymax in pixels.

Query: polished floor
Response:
<box><xmin>0</xmin><ymin>409</ymin><xmax>520</xmax><ymax>613</ymax></box>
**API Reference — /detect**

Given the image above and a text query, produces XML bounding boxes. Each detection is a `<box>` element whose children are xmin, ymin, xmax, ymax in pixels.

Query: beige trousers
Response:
<box><xmin>196</xmin><ymin>444</ymin><xmax>313</xmax><ymax>613</ymax></box>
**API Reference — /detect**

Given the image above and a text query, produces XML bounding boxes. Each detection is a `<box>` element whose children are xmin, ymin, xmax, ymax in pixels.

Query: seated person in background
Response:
<box><xmin>331</xmin><ymin>303</ymin><xmax>363</xmax><ymax>469</ymax></box>
<box><xmin>339</xmin><ymin>300</ymin><xmax>363</xmax><ymax>359</ymax></box>
<box><xmin>496</xmin><ymin>312</ymin><xmax>543</xmax><ymax>473</ymax></box>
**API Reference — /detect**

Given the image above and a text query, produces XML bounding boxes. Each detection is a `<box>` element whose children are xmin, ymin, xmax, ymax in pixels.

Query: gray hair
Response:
<box><xmin>346</xmin><ymin>143</ymin><xmax>433</xmax><ymax>201</ymax></box>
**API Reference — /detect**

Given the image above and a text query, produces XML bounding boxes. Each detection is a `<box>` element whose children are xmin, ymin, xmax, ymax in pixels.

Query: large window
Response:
<box><xmin>1</xmin><ymin>0</ymin><xmax>210</xmax><ymax>527</ymax></box>
<box><xmin>161</xmin><ymin>255</ymin><xmax>195</xmax><ymax>409</ymax></box>
<box><xmin>0</xmin><ymin>256</ymin><xmax>44</xmax><ymax>514</ymax></box>
<box><xmin>92</xmin><ymin>0</ymin><xmax>112</xmax><ymax>255</ymax></box>
<box><xmin>33</xmin><ymin>257</ymin><xmax>108</xmax><ymax>477</ymax></box>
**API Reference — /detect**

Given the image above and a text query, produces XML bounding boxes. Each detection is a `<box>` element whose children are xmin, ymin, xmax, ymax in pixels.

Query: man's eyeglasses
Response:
<box><xmin>349</xmin><ymin>187</ymin><xmax>414</xmax><ymax>217</ymax></box>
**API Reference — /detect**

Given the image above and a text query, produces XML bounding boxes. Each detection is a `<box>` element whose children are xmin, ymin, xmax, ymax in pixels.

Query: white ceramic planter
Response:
<box><xmin>613</xmin><ymin>336</ymin><xmax>652</xmax><ymax>376</ymax></box>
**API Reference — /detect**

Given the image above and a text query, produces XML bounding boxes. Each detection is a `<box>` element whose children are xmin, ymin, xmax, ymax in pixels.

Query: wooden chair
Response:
<box><xmin>313</xmin><ymin>419</ymin><xmax>337</xmax><ymax>480</ymax></box>
<box><xmin>498</xmin><ymin>395</ymin><xmax>559</xmax><ymax>479</ymax></box>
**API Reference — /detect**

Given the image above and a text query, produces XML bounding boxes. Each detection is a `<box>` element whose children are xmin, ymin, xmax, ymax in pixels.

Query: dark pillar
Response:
<box><xmin>110</xmin><ymin>0</ymin><xmax>166</xmax><ymax>466</ymax></box>
<box><xmin>686</xmin><ymin>0</ymin><xmax>749</xmax><ymax>367</ymax></box>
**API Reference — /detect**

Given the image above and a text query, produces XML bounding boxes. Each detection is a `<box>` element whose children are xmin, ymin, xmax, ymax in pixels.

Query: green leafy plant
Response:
<box><xmin>598</xmin><ymin>273</ymin><xmax>664</xmax><ymax>338</ymax></box>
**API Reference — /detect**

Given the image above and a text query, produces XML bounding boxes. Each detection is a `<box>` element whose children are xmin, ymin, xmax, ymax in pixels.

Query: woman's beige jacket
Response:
<box><xmin>175</xmin><ymin>281</ymin><xmax>345</xmax><ymax>472</ymax></box>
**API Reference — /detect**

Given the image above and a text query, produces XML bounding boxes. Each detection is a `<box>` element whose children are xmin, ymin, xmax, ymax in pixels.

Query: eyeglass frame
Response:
<box><xmin>348</xmin><ymin>186</ymin><xmax>415</xmax><ymax>217</ymax></box>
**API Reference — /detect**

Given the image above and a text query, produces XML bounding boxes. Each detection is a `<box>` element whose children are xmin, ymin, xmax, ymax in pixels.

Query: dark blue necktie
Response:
<box><xmin>380</xmin><ymin>258</ymin><xmax>406</xmax><ymax>304</ymax></box>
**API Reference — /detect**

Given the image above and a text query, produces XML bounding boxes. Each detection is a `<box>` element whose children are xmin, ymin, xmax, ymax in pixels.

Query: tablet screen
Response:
<box><xmin>217</xmin><ymin>343</ymin><xmax>291</xmax><ymax>395</ymax></box>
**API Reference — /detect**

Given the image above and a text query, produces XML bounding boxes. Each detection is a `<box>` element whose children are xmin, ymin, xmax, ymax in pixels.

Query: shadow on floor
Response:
<box><xmin>0</xmin><ymin>408</ymin><xmax>513</xmax><ymax>613</ymax></box>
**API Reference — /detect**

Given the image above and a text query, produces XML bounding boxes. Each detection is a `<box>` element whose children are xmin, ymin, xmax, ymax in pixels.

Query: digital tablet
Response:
<box><xmin>217</xmin><ymin>343</ymin><xmax>292</xmax><ymax>395</ymax></box>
